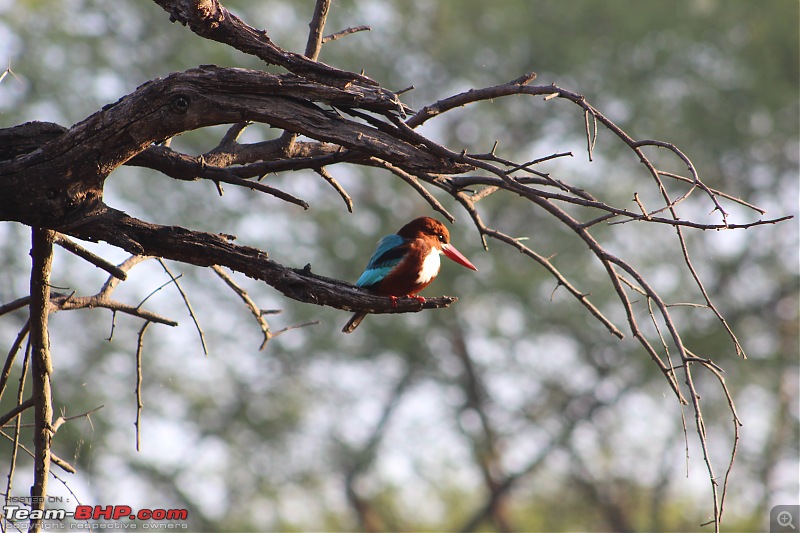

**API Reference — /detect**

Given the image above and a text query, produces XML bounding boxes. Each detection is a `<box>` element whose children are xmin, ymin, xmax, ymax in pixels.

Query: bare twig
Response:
<box><xmin>135</xmin><ymin>321</ymin><xmax>150</xmax><ymax>452</ymax></box>
<box><xmin>56</xmin><ymin>292</ymin><xmax>178</xmax><ymax>327</ymax></box>
<box><xmin>315</xmin><ymin>167</ymin><xmax>354</xmax><ymax>213</ymax></box>
<box><xmin>54</xmin><ymin>233</ymin><xmax>127</xmax><ymax>280</ymax></box>
<box><xmin>211</xmin><ymin>265</ymin><xmax>273</xmax><ymax>349</ymax></box>
<box><xmin>106</xmin><ymin>309</ymin><xmax>117</xmax><ymax>341</ymax></box>
<box><xmin>584</xmin><ymin>107</ymin><xmax>598</xmax><ymax>161</ymax></box>
<box><xmin>0</xmin><ymin>398</ymin><xmax>34</xmax><ymax>428</ymax></box>
<box><xmin>674</xmin><ymin>226</ymin><xmax>746</xmax><ymax>359</ymax></box>
<box><xmin>99</xmin><ymin>256</ymin><xmax>151</xmax><ymax>296</ymax></box>
<box><xmin>49</xmin><ymin>454</ymin><xmax>76</xmax><ymax>475</ymax></box>
<box><xmin>269</xmin><ymin>320</ymin><xmax>320</xmax><ymax>337</ymax></box>
<box><xmin>323</xmin><ymin>26</ymin><xmax>371</xmax><ymax>44</ymax></box>
<box><xmin>0</xmin><ymin>430</ymin><xmax>78</xmax><ymax>476</ymax></box>
<box><xmin>305</xmin><ymin>0</ymin><xmax>331</xmax><ymax>61</ymax></box>
<box><xmin>0</xmin><ymin>60</ymin><xmax>20</xmax><ymax>85</ymax></box>
<box><xmin>371</xmin><ymin>159</ymin><xmax>456</xmax><ymax>223</ymax></box>
<box><xmin>157</xmin><ymin>259</ymin><xmax>208</xmax><ymax>356</ymax></box>
<box><xmin>0</xmin><ymin>321</ymin><xmax>30</xmax><ymax>403</ymax></box>
<box><xmin>218</xmin><ymin>173</ymin><xmax>309</xmax><ymax>209</ymax></box>
<box><xmin>0</xmin><ymin>297</ymin><xmax>31</xmax><ymax>318</ymax></box>
<box><xmin>456</xmin><ymin>197</ymin><xmax>625</xmax><ymax>339</ymax></box>
<box><xmin>407</xmin><ymin>72</ymin><xmax>538</xmax><ymax>128</ymax></box>
<box><xmin>658</xmin><ymin>171</ymin><xmax>766</xmax><ymax>214</ymax></box>
<box><xmin>3</xmin><ymin>337</ymin><xmax>31</xmax><ymax>528</ymax></box>
<box><xmin>51</xmin><ymin>405</ymin><xmax>104</xmax><ymax>435</ymax></box>
<box><xmin>696</xmin><ymin>359</ymin><xmax>741</xmax><ymax>524</ymax></box>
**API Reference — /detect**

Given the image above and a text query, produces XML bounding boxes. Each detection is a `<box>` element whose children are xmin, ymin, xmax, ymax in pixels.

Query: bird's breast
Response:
<box><xmin>416</xmin><ymin>248</ymin><xmax>441</xmax><ymax>285</ymax></box>
<box><xmin>370</xmin><ymin>244</ymin><xmax>440</xmax><ymax>297</ymax></box>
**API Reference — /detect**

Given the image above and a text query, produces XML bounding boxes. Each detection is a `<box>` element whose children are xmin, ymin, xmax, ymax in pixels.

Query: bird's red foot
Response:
<box><xmin>409</xmin><ymin>295</ymin><xmax>426</xmax><ymax>304</ymax></box>
<box><xmin>390</xmin><ymin>295</ymin><xmax>398</xmax><ymax>308</ymax></box>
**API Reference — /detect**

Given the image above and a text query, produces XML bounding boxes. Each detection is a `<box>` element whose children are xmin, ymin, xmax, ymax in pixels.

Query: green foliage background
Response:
<box><xmin>1</xmin><ymin>1</ymin><xmax>798</xmax><ymax>531</ymax></box>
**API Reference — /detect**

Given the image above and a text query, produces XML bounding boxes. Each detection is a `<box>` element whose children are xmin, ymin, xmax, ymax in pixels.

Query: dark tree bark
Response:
<box><xmin>0</xmin><ymin>66</ymin><xmax>463</xmax><ymax>315</ymax></box>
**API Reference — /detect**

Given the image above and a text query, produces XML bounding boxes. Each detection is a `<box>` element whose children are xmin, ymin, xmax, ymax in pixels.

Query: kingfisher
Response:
<box><xmin>342</xmin><ymin>216</ymin><xmax>478</xmax><ymax>333</ymax></box>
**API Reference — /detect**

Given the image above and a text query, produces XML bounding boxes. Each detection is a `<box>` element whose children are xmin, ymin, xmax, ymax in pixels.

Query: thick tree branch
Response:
<box><xmin>0</xmin><ymin>66</ymin><xmax>463</xmax><ymax>229</ymax></box>
<box><xmin>152</xmin><ymin>0</ymin><xmax>377</xmax><ymax>87</ymax></box>
<box><xmin>66</xmin><ymin>205</ymin><xmax>456</xmax><ymax>315</ymax></box>
<box><xmin>0</xmin><ymin>121</ymin><xmax>67</xmax><ymax>160</ymax></box>
<box><xmin>304</xmin><ymin>0</ymin><xmax>331</xmax><ymax>61</ymax></box>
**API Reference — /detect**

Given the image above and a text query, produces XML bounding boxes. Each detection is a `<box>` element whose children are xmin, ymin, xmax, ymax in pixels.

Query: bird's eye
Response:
<box><xmin>437</xmin><ymin>233</ymin><xmax>445</xmax><ymax>242</ymax></box>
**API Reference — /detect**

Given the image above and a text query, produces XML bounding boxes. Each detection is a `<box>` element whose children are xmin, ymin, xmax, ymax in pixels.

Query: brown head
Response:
<box><xmin>397</xmin><ymin>217</ymin><xmax>478</xmax><ymax>271</ymax></box>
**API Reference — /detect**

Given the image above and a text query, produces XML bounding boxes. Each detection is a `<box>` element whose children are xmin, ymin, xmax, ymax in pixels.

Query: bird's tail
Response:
<box><xmin>342</xmin><ymin>312</ymin><xmax>367</xmax><ymax>333</ymax></box>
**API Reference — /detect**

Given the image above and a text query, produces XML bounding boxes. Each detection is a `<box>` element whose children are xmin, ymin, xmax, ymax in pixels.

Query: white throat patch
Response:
<box><xmin>416</xmin><ymin>249</ymin><xmax>441</xmax><ymax>284</ymax></box>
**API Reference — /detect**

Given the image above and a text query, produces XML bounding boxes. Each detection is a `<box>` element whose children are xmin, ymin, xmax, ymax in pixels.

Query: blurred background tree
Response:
<box><xmin>0</xmin><ymin>0</ymin><xmax>797</xmax><ymax>531</ymax></box>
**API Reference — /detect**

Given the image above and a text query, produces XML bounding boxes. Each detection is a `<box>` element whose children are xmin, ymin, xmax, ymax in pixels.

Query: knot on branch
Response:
<box><xmin>161</xmin><ymin>0</ymin><xmax>224</xmax><ymax>30</ymax></box>
<box><xmin>171</xmin><ymin>94</ymin><xmax>191</xmax><ymax>114</ymax></box>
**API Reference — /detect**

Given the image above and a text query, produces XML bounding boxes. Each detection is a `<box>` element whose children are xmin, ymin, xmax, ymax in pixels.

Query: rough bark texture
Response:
<box><xmin>0</xmin><ymin>66</ymin><xmax>466</xmax><ymax>314</ymax></box>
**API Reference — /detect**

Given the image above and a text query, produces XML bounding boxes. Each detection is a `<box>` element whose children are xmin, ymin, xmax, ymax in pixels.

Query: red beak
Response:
<box><xmin>441</xmin><ymin>243</ymin><xmax>478</xmax><ymax>271</ymax></box>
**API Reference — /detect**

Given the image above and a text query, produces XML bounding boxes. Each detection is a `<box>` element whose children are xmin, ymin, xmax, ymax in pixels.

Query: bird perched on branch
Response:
<box><xmin>342</xmin><ymin>216</ymin><xmax>478</xmax><ymax>333</ymax></box>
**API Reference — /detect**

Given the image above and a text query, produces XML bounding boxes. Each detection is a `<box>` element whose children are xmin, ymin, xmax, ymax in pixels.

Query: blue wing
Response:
<box><xmin>356</xmin><ymin>234</ymin><xmax>408</xmax><ymax>288</ymax></box>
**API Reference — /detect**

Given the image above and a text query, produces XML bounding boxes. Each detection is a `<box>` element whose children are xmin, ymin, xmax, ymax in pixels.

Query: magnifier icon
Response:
<box><xmin>778</xmin><ymin>511</ymin><xmax>796</xmax><ymax>530</ymax></box>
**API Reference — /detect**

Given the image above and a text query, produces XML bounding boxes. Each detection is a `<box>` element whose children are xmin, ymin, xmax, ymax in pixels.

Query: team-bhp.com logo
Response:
<box><xmin>3</xmin><ymin>501</ymin><xmax>189</xmax><ymax>529</ymax></box>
